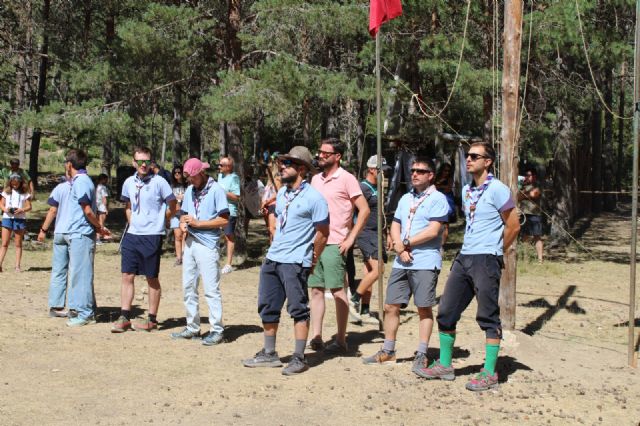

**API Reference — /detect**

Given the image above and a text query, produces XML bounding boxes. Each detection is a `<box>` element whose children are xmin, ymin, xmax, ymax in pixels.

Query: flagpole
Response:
<box><xmin>376</xmin><ymin>28</ymin><xmax>384</xmax><ymax>330</ymax></box>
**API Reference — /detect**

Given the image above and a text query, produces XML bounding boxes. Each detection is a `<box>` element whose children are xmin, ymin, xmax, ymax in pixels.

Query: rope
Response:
<box><xmin>574</xmin><ymin>0</ymin><xmax>633</xmax><ymax>120</ymax></box>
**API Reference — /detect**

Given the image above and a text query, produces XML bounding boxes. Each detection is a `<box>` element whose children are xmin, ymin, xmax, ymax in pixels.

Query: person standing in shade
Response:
<box><xmin>518</xmin><ymin>167</ymin><xmax>544</xmax><ymax>263</ymax></box>
<box><xmin>362</xmin><ymin>158</ymin><xmax>449</xmax><ymax>374</ymax></box>
<box><xmin>242</xmin><ymin>146</ymin><xmax>329</xmax><ymax>375</ymax></box>
<box><xmin>308</xmin><ymin>138</ymin><xmax>369</xmax><ymax>354</ymax></box>
<box><xmin>170</xmin><ymin>158</ymin><xmax>230</xmax><ymax>345</ymax></box>
<box><xmin>217</xmin><ymin>156</ymin><xmax>241</xmax><ymax>275</ymax></box>
<box><xmin>95</xmin><ymin>174</ymin><xmax>111</xmax><ymax>245</ymax></box>
<box><xmin>348</xmin><ymin>155</ymin><xmax>389</xmax><ymax>326</ymax></box>
<box><xmin>111</xmin><ymin>146</ymin><xmax>177</xmax><ymax>333</ymax></box>
<box><xmin>417</xmin><ymin>141</ymin><xmax>520</xmax><ymax>392</ymax></box>
<box><xmin>170</xmin><ymin>165</ymin><xmax>187</xmax><ymax>266</ymax></box>
<box><xmin>38</xmin><ymin>174</ymin><xmax>72</xmax><ymax>317</ymax></box>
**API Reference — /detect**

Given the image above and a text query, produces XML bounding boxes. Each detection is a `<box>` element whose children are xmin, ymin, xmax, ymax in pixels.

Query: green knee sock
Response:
<box><xmin>439</xmin><ymin>332</ymin><xmax>455</xmax><ymax>367</ymax></box>
<box><xmin>484</xmin><ymin>343</ymin><xmax>500</xmax><ymax>375</ymax></box>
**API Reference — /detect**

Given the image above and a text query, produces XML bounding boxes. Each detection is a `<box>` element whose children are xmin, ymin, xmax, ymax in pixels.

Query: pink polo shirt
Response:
<box><xmin>311</xmin><ymin>167</ymin><xmax>362</xmax><ymax>245</ymax></box>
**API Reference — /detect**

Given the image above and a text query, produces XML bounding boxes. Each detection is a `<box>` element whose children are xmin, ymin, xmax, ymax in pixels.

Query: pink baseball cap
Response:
<box><xmin>183</xmin><ymin>158</ymin><xmax>210</xmax><ymax>176</ymax></box>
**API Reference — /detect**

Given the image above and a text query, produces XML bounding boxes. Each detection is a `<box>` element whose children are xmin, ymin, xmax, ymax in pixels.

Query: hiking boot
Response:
<box><xmin>67</xmin><ymin>316</ymin><xmax>96</xmax><ymax>327</ymax></box>
<box><xmin>171</xmin><ymin>328</ymin><xmax>200</xmax><ymax>340</ymax></box>
<box><xmin>465</xmin><ymin>369</ymin><xmax>499</xmax><ymax>392</ymax></box>
<box><xmin>324</xmin><ymin>340</ymin><xmax>349</xmax><ymax>355</ymax></box>
<box><xmin>412</xmin><ymin>352</ymin><xmax>428</xmax><ymax>374</ymax></box>
<box><xmin>415</xmin><ymin>359</ymin><xmax>455</xmax><ymax>381</ymax></box>
<box><xmin>242</xmin><ymin>348</ymin><xmax>283</xmax><ymax>368</ymax></box>
<box><xmin>348</xmin><ymin>297</ymin><xmax>362</xmax><ymax>322</ymax></box>
<box><xmin>49</xmin><ymin>308</ymin><xmax>68</xmax><ymax>318</ymax></box>
<box><xmin>362</xmin><ymin>350</ymin><xmax>396</xmax><ymax>365</ymax></box>
<box><xmin>307</xmin><ymin>337</ymin><xmax>325</xmax><ymax>351</ymax></box>
<box><xmin>202</xmin><ymin>331</ymin><xmax>224</xmax><ymax>346</ymax></box>
<box><xmin>282</xmin><ymin>354</ymin><xmax>309</xmax><ymax>376</ymax></box>
<box><xmin>360</xmin><ymin>313</ymin><xmax>380</xmax><ymax>326</ymax></box>
<box><xmin>111</xmin><ymin>315</ymin><xmax>132</xmax><ymax>333</ymax></box>
<box><xmin>133</xmin><ymin>318</ymin><xmax>158</xmax><ymax>332</ymax></box>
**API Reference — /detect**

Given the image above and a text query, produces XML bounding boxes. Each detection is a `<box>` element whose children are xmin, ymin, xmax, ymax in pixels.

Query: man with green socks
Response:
<box><xmin>417</xmin><ymin>141</ymin><xmax>520</xmax><ymax>391</ymax></box>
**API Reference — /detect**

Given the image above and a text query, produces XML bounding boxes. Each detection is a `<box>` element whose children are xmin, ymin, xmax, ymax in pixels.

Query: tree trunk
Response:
<box><xmin>356</xmin><ymin>100</ymin><xmax>366</xmax><ymax>177</ymax></box>
<box><xmin>616</xmin><ymin>62</ymin><xmax>626</xmax><ymax>195</ymax></box>
<box><xmin>590</xmin><ymin>106</ymin><xmax>603</xmax><ymax>213</ymax></box>
<box><xmin>549</xmin><ymin>108</ymin><xmax>576</xmax><ymax>245</ymax></box>
<box><xmin>189</xmin><ymin>119</ymin><xmax>202</xmax><ymax>159</ymax></box>
<box><xmin>29</xmin><ymin>0</ymin><xmax>50</xmax><ymax>189</ymax></box>
<box><xmin>101</xmin><ymin>0</ymin><xmax>117</xmax><ymax>177</ymax></box>
<box><xmin>253</xmin><ymin>109</ymin><xmax>264</xmax><ymax>162</ymax></box>
<box><xmin>172</xmin><ymin>87</ymin><xmax>183</xmax><ymax>165</ymax></box>
<box><xmin>161</xmin><ymin>119</ymin><xmax>167</xmax><ymax>165</ymax></box>
<box><xmin>303</xmin><ymin>97</ymin><xmax>311</xmax><ymax>146</ymax></box>
<box><xmin>151</xmin><ymin>101</ymin><xmax>158</xmax><ymax>160</ymax></box>
<box><xmin>602</xmin><ymin>68</ymin><xmax>615</xmax><ymax>211</ymax></box>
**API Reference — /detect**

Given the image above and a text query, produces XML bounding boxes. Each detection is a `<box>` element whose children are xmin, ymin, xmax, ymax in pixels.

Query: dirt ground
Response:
<box><xmin>0</xmin><ymin>201</ymin><xmax>639</xmax><ymax>425</ymax></box>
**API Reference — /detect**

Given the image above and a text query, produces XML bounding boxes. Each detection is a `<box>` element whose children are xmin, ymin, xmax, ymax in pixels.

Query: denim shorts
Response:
<box><xmin>121</xmin><ymin>233</ymin><xmax>163</xmax><ymax>278</ymax></box>
<box><xmin>223</xmin><ymin>216</ymin><xmax>237</xmax><ymax>236</ymax></box>
<box><xmin>2</xmin><ymin>218</ymin><xmax>26</xmax><ymax>231</ymax></box>
<box><xmin>522</xmin><ymin>214</ymin><xmax>543</xmax><ymax>236</ymax></box>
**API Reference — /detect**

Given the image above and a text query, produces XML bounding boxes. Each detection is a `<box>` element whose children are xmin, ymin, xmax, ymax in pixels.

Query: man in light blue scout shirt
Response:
<box><xmin>112</xmin><ymin>146</ymin><xmax>177</xmax><ymax>333</ymax></box>
<box><xmin>62</xmin><ymin>149</ymin><xmax>107</xmax><ymax>327</ymax></box>
<box><xmin>242</xmin><ymin>146</ymin><xmax>329</xmax><ymax>376</ymax></box>
<box><xmin>38</xmin><ymin>173</ymin><xmax>72</xmax><ymax>318</ymax></box>
<box><xmin>362</xmin><ymin>157</ymin><xmax>448</xmax><ymax>375</ymax></box>
<box><xmin>170</xmin><ymin>158</ymin><xmax>230</xmax><ymax>346</ymax></box>
<box><xmin>418</xmin><ymin>141</ymin><xmax>520</xmax><ymax>392</ymax></box>
<box><xmin>217</xmin><ymin>156</ymin><xmax>241</xmax><ymax>275</ymax></box>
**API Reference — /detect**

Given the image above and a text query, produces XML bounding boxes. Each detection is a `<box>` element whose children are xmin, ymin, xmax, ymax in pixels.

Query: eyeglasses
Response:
<box><xmin>135</xmin><ymin>159</ymin><xmax>152</xmax><ymax>166</ymax></box>
<box><xmin>317</xmin><ymin>150</ymin><xmax>337</xmax><ymax>157</ymax></box>
<box><xmin>466</xmin><ymin>153</ymin><xmax>487</xmax><ymax>161</ymax></box>
<box><xmin>410</xmin><ymin>168</ymin><xmax>432</xmax><ymax>175</ymax></box>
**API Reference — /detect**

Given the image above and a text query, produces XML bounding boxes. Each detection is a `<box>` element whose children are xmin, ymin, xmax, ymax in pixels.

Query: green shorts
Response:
<box><xmin>308</xmin><ymin>244</ymin><xmax>346</xmax><ymax>289</ymax></box>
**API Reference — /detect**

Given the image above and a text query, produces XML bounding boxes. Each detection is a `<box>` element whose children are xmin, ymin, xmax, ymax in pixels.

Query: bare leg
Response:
<box><xmin>0</xmin><ymin>227</ymin><xmax>11</xmax><ymax>271</ymax></box>
<box><xmin>121</xmin><ymin>273</ymin><xmax>136</xmax><ymax>310</ymax></box>
<box><xmin>417</xmin><ymin>306</ymin><xmax>434</xmax><ymax>345</ymax></box>
<box><xmin>14</xmin><ymin>230</ymin><xmax>24</xmax><ymax>271</ymax></box>
<box><xmin>331</xmin><ymin>286</ymin><xmax>349</xmax><ymax>345</ymax></box>
<box><xmin>173</xmin><ymin>228</ymin><xmax>183</xmax><ymax>261</ymax></box>
<box><xmin>356</xmin><ymin>258</ymin><xmax>382</xmax><ymax>296</ymax></box>
<box><xmin>225</xmin><ymin>234</ymin><xmax>235</xmax><ymax>266</ymax></box>
<box><xmin>147</xmin><ymin>277</ymin><xmax>161</xmax><ymax>315</ymax></box>
<box><xmin>309</xmin><ymin>287</ymin><xmax>325</xmax><ymax>340</ymax></box>
<box><xmin>383</xmin><ymin>304</ymin><xmax>401</xmax><ymax>341</ymax></box>
<box><xmin>267</xmin><ymin>213</ymin><xmax>276</xmax><ymax>243</ymax></box>
<box><xmin>294</xmin><ymin>320</ymin><xmax>309</xmax><ymax>341</ymax></box>
<box><xmin>534</xmin><ymin>236</ymin><xmax>544</xmax><ymax>262</ymax></box>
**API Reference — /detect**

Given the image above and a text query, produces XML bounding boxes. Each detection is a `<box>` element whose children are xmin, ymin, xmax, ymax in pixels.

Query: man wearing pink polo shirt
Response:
<box><xmin>308</xmin><ymin>138</ymin><xmax>370</xmax><ymax>353</ymax></box>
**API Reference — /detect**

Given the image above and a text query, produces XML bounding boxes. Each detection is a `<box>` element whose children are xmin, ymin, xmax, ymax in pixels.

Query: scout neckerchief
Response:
<box><xmin>464</xmin><ymin>173</ymin><xmax>494</xmax><ymax>233</ymax></box>
<box><xmin>279</xmin><ymin>180</ymin><xmax>307</xmax><ymax>232</ymax></box>
<box><xmin>133</xmin><ymin>172</ymin><xmax>153</xmax><ymax>214</ymax></box>
<box><xmin>403</xmin><ymin>185</ymin><xmax>436</xmax><ymax>240</ymax></box>
<box><xmin>192</xmin><ymin>177</ymin><xmax>214</xmax><ymax>217</ymax></box>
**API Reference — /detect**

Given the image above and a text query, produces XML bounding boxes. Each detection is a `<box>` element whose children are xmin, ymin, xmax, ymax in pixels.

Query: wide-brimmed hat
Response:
<box><xmin>183</xmin><ymin>158</ymin><xmax>210</xmax><ymax>176</ymax></box>
<box><xmin>278</xmin><ymin>146</ymin><xmax>315</xmax><ymax>172</ymax></box>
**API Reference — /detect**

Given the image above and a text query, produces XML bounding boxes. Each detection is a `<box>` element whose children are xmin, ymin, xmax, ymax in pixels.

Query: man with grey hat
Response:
<box><xmin>243</xmin><ymin>146</ymin><xmax>329</xmax><ymax>375</ymax></box>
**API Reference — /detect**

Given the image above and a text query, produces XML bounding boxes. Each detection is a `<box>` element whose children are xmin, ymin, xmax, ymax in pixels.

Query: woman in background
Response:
<box><xmin>170</xmin><ymin>165</ymin><xmax>187</xmax><ymax>265</ymax></box>
<box><xmin>0</xmin><ymin>173</ymin><xmax>32</xmax><ymax>272</ymax></box>
<box><xmin>260</xmin><ymin>156</ymin><xmax>282</xmax><ymax>243</ymax></box>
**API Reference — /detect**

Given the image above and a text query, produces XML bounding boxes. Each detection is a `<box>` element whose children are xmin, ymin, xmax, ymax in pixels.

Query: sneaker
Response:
<box><xmin>415</xmin><ymin>359</ymin><xmax>455</xmax><ymax>381</ymax></box>
<box><xmin>307</xmin><ymin>337</ymin><xmax>325</xmax><ymax>351</ymax></box>
<box><xmin>66</xmin><ymin>316</ymin><xmax>96</xmax><ymax>327</ymax></box>
<box><xmin>465</xmin><ymin>369</ymin><xmax>499</xmax><ymax>392</ymax></box>
<box><xmin>282</xmin><ymin>354</ymin><xmax>309</xmax><ymax>375</ymax></box>
<box><xmin>348</xmin><ymin>298</ymin><xmax>362</xmax><ymax>322</ymax></box>
<box><xmin>111</xmin><ymin>315</ymin><xmax>132</xmax><ymax>333</ymax></box>
<box><xmin>68</xmin><ymin>309</ymin><xmax>78</xmax><ymax>319</ymax></box>
<box><xmin>324</xmin><ymin>340</ymin><xmax>348</xmax><ymax>355</ymax></box>
<box><xmin>360</xmin><ymin>313</ymin><xmax>380</xmax><ymax>326</ymax></box>
<box><xmin>49</xmin><ymin>308</ymin><xmax>68</xmax><ymax>318</ymax></box>
<box><xmin>412</xmin><ymin>351</ymin><xmax>428</xmax><ymax>374</ymax></box>
<box><xmin>362</xmin><ymin>349</ymin><xmax>396</xmax><ymax>365</ymax></box>
<box><xmin>242</xmin><ymin>348</ymin><xmax>283</xmax><ymax>368</ymax></box>
<box><xmin>221</xmin><ymin>264</ymin><xmax>233</xmax><ymax>274</ymax></box>
<box><xmin>171</xmin><ymin>328</ymin><xmax>200</xmax><ymax>340</ymax></box>
<box><xmin>133</xmin><ymin>318</ymin><xmax>158</xmax><ymax>332</ymax></box>
<box><xmin>95</xmin><ymin>240</ymin><xmax>103</xmax><ymax>246</ymax></box>
<box><xmin>202</xmin><ymin>331</ymin><xmax>224</xmax><ymax>346</ymax></box>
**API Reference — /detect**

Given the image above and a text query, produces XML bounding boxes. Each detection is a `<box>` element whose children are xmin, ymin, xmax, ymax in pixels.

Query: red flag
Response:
<box><xmin>369</xmin><ymin>0</ymin><xmax>403</xmax><ymax>37</ymax></box>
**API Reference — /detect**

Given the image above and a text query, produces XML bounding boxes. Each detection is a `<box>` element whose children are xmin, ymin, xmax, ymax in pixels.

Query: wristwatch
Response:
<box><xmin>402</xmin><ymin>238</ymin><xmax>411</xmax><ymax>250</ymax></box>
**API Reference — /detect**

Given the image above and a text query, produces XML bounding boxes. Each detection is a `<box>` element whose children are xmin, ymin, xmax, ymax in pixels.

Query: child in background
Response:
<box><xmin>96</xmin><ymin>174</ymin><xmax>110</xmax><ymax>244</ymax></box>
<box><xmin>0</xmin><ymin>173</ymin><xmax>32</xmax><ymax>272</ymax></box>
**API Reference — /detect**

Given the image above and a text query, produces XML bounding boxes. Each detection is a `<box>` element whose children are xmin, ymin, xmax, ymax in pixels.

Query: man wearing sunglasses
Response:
<box><xmin>418</xmin><ymin>141</ymin><xmax>520</xmax><ymax>392</ymax></box>
<box><xmin>242</xmin><ymin>146</ymin><xmax>329</xmax><ymax>375</ymax></box>
<box><xmin>112</xmin><ymin>146</ymin><xmax>177</xmax><ymax>333</ymax></box>
<box><xmin>362</xmin><ymin>157</ymin><xmax>449</xmax><ymax>375</ymax></box>
<box><xmin>307</xmin><ymin>138</ymin><xmax>370</xmax><ymax>354</ymax></box>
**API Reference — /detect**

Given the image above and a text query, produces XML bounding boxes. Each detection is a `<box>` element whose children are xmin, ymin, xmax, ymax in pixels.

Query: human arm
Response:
<box><xmin>0</xmin><ymin>196</ymin><xmax>5</xmax><ymax>213</ymax></box>
<box><xmin>405</xmin><ymin>221</ymin><xmax>442</xmax><ymax>247</ymax></box>
<box><xmin>81</xmin><ymin>203</ymin><xmax>109</xmax><ymax>236</ymax></box>
<box><xmin>181</xmin><ymin>212</ymin><xmax>229</xmax><ymax>230</ymax></box>
<box><xmin>339</xmin><ymin>194</ymin><xmax>370</xmax><ymax>254</ymax></box>
<box><xmin>311</xmin><ymin>223</ymin><xmax>329</xmax><ymax>274</ymax></box>
<box><xmin>390</xmin><ymin>220</ymin><xmax>413</xmax><ymax>263</ymax></box>
<box><xmin>15</xmin><ymin>197</ymin><xmax>32</xmax><ymax>215</ymax></box>
<box><xmin>165</xmin><ymin>199</ymin><xmax>178</xmax><ymax>224</ymax></box>
<box><xmin>38</xmin><ymin>206</ymin><xmax>58</xmax><ymax>242</ymax></box>
<box><xmin>501</xmin><ymin>207</ymin><xmax>520</xmax><ymax>251</ymax></box>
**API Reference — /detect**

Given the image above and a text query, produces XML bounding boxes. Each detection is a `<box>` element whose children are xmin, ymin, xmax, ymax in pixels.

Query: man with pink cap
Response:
<box><xmin>171</xmin><ymin>157</ymin><xmax>230</xmax><ymax>346</ymax></box>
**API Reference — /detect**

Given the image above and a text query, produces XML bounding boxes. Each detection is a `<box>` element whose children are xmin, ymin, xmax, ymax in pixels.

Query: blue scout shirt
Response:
<box><xmin>65</xmin><ymin>171</ymin><xmax>96</xmax><ymax>236</ymax></box>
<box><xmin>121</xmin><ymin>173</ymin><xmax>175</xmax><ymax>235</ymax></box>
<box><xmin>266</xmin><ymin>183</ymin><xmax>330</xmax><ymax>267</ymax></box>
<box><xmin>392</xmin><ymin>188</ymin><xmax>449</xmax><ymax>270</ymax></box>
<box><xmin>181</xmin><ymin>178</ymin><xmax>230</xmax><ymax>250</ymax></box>
<box><xmin>218</xmin><ymin>173</ymin><xmax>241</xmax><ymax>217</ymax></box>
<box><xmin>47</xmin><ymin>180</ymin><xmax>72</xmax><ymax>234</ymax></box>
<box><xmin>460</xmin><ymin>178</ymin><xmax>515</xmax><ymax>256</ymax></box>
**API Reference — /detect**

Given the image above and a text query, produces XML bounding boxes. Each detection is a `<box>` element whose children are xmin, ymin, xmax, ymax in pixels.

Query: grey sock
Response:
<box><xmin>293</xmin><ymin>339</ymin><xmax>306</xmax><ymax>358</ymax></box>
<box><xmin>264</xmin><ymin>334</ymin><xmax>276</xmax><ymax>353</ymax></box>
<box><xmin>382</xmin><ymin>339</ymin><xmax>396</xmax><ymax>353</ymax></box>
<box><xmin>417</xmin><ymin>341</ymin><xmax>428</xmax><ymax>354</ymax></box>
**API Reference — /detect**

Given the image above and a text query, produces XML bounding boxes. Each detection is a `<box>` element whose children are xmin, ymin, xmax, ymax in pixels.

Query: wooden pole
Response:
<box><xmin>498</xmin><ymin>0</ymin><xmax>523</xmax><ymax>330</ymax></box>
<box><xmin>376</xmin><ymin>30</ymin><xmax>384</xmax><ymax>330</ymax></box>
<box><xmin>629</xmin><ymin>0</ymin><xmax>639</xmax><ymax>368</ymax></box>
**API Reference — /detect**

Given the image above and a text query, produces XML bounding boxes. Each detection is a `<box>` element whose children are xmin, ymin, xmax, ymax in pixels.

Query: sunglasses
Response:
<box><xmin>466</xmin><ymin>153</ymin><xmax>488</xmax><ymax>161</ymax></box>
<box><xmin>135</xmin><ymin>159</ymin><xmax>152</xmax><ymax>166</ymax></box>
<box><xmin>410</xmin><ymin>168</ymin><xmax>432</xmax><ymax>175</ymax></box>
<box><xmin>279</xmin><ymin>159</ymin><xmax>298</xmax><ymax>168</ymax></box>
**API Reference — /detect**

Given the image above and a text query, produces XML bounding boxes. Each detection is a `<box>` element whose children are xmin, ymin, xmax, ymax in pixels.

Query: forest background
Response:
<box><xmin>0</xmin><ymin>0</ymin><xmax>636</xmax><ymax>256</ymax></box>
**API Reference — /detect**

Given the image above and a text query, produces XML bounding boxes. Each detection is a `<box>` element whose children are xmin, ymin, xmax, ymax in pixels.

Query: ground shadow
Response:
<box><xmin>27</xmin><ymin>266</ymin><xmax>52</xmax><ymax>272</ymax></box>
<box><xmin>223</xmin><ymin>324</ymin><xmax>263</xmax><ymax>343</ymax></box>
<box><xmin>396</xmin><ymin>347</ymin><xmax>470</xmax><ymax>364</ymax></box>
<box><xmin>613</xmin><ymin>318</ymin><xmax>640</xmax><ymax>327</ymax></box>
<box><xmin>520</xmin><ymin>285</ymin><xmax>586</xmax><ymax>336</ymax></box>
<box><xmin>455</xmin><ymin>356</ymin><xmax>532</xmax><ymax>383</ymax></box>
<box><xmin>95</xmin><ymin>305</ymin><xmax>145</xmax><ymax>323</ymax></box>
<box><xmin>159</xmin><ymin>316</ymin><xmax>209</xmax><ymax>331</ymax></box>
